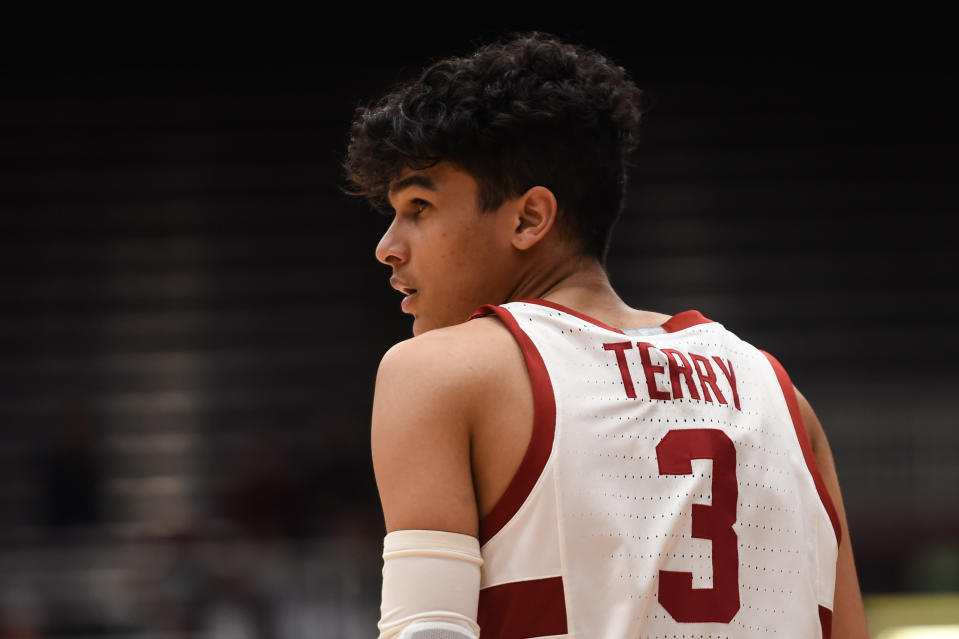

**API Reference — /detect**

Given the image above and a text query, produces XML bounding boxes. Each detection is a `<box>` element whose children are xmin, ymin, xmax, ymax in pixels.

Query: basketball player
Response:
<box><xmin>345</xmin><ymin>33</ymin><xmax>870</xmax><ymax>638</ymax></box>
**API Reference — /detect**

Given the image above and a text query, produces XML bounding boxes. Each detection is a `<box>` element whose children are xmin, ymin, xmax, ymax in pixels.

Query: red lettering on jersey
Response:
<box><xmin>690</xmin><ymin>353</ymin><xmax>727</xmax><ymax>406</ymax></box>
<box><xmin>661</xmin><ymin>348</ymin><xmax>702</xmax><ymax>401</ymax></box>
<box><xmin>605</xmin><ymin>342</ymin><xmax>741</xmax><ymax>409</ymax></box>
<box><xmin>603</xmin><ymin>341</ymin><xmax>637</xmax><ymax>399</ymax></box>
<box><xmin>656</xmin><ymin>428</ymin><xmax>740</xmax><ymax>622</ymax></box>
<box><xmin>712</xmin><ymin>356</ymin><xmax>741</xmax><ymax>410</ymax></box>
<box><xmin>636</xmin><ymin>342</ymin><xmax>671</xmax><ymax>401</ymax></box>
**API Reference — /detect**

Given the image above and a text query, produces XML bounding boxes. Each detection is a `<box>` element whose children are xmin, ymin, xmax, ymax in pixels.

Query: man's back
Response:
<box><xmin>350</xmin><ymin>32</ymin><xmax>868</xmax><ymax>639</ymax></box>
<box><xmin>469</xmin><ymin>300</ymin><xmax>839</xmax><ymax>638</ymax></box>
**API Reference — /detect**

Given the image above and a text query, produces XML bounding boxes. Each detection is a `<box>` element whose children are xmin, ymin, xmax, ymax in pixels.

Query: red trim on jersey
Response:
<box><xmin>660</xmin><ymin>309</ymin><xmax>713</xmax><ymax>333</ymax></box>
<box><xmin>761</xmin><ymin>351</ymin><xmax>842</xmax><ymax>546</ymax></box>
<box><xmin>481</xmin><ymin>299</ymin><xmax>713</xmax><ymax>335</ymax></box>
<box><xmin>513</xmin><ymin>298</ymin><xmax>627</xmax><ymax>334</ymax></box>
<box><xmin>478</xmin><ymin>576</ymin><xmax>568</xmax><ymax>639</ymax></box>
<box><xmin>819</xmin><ymin>605</ymin><xmax>833</xmax><ymax>639</ymax></box>
<box><xmin>470</xmin><ymin>305</ymin><xmax>557</xmax><ymax>545</ymax></box>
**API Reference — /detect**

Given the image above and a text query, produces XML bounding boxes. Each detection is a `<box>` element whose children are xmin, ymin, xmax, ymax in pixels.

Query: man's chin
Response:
<box><xmin>411</xmin><ymin>318</ymin><xmax>425</xmax><ymax>337</ymax></box>
<box><xmin>410</xmin><ymin>315</ymin><xmax>432</xmax><ymax>337</ymax></box>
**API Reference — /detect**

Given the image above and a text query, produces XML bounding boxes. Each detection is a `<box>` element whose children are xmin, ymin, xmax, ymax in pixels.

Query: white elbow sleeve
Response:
<box><xmin>377</xmin><ymin>529</ymin><xmax>483</xmax><ymax>639</ymax></box>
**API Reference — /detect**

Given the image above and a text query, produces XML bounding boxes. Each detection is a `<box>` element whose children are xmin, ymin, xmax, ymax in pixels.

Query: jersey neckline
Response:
<box><xmin>512</xmin><ymin>298</ymin><xmax>713</xmax><ymax>334</ymax></box>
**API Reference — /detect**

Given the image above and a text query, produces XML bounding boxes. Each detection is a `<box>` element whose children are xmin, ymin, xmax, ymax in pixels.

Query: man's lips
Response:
<box><xmin>389</xmin><ymin>276</ymin><xmax>417</xmax><ymax>296</ymax></box>
<box><xmin>400</xmin><ymin>291</ymin><xmax>418</xmax><ymax>312</ymax></box>
<box><xmin>389</xmin><ymin>276</ymin><xmax>418</xmax><ymax>312</ymax></box>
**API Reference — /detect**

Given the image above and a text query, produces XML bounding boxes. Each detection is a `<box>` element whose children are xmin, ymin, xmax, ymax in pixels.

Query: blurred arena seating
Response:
<box><xmin>0</xmin><ymin>35</ymin><xmax>956</xmax><ymax>636</ymax></box>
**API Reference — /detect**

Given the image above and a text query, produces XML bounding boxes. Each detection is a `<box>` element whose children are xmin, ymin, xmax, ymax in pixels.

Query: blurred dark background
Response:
<box><xmin>1</xmin><ymin>21</ymin><xmax>956</xmax><ymax>638</ymax></box>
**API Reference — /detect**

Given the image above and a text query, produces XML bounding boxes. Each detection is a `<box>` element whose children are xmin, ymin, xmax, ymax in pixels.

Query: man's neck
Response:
<box><xmin>505</xmin><ymin>256</ymin><xmax>627</xmax><ymax>311</ymax></box>
<box><xmin>502</xmin><ymin>254</ymin><xmax>672</xmax><ymax>329</ymax></box>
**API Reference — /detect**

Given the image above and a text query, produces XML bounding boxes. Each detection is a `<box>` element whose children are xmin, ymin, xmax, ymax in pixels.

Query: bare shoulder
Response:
<box><xmin>371</xmin><ymin>316</ymin><xmax>522</xmax><ymax>535</ymax></box>
<box><xmin>376</xmin><ymin>315</ymin><xmax>519</xmax><ymax>393</ymax></box>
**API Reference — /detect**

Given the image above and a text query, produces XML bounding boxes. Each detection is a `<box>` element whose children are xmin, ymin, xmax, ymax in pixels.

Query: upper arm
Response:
<box><xmin>371</xmin><ymin>336</ymin><xmax>480</xmax><ymax>536</ymax></box>
<box><xmin>795</xmin><ymin>387</ymin><xmax>871</xmax><ymax>639</ymax></box>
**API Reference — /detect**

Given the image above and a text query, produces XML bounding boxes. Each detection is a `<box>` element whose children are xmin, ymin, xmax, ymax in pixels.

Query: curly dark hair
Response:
<box><xmin>343</xmin><ymin>31</ymin><xmax>645</xmax><ymax>262</ymax></box>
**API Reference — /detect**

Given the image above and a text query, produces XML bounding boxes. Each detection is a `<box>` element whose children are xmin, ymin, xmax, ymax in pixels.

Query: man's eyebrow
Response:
<box><xmin>388</xmin><ymin>174</ymin><xmax>438</xmax><ymax>196</ymax></box>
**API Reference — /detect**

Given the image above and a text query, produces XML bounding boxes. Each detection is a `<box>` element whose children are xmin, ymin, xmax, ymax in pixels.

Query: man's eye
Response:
<box><xmin>393</xmin><ymin>198</ymin><xmax>429</xmax><ymax>218</ymax></box>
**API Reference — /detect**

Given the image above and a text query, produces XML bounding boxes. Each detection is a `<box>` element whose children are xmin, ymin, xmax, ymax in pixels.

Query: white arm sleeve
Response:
<box><xmin>377</xmin><ymin>529</ymin><xmax>483</xmax><ymax>639</ymax></box>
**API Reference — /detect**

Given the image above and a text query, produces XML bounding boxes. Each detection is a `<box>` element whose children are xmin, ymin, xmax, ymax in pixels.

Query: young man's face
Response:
<box><xmin>376</xmin><ymin>162</ymin><xmax>519</xmax><ymax>336</ymax></box>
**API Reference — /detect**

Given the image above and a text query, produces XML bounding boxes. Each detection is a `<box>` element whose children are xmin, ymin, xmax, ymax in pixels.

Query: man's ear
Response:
<box><xmin>511</xmin><ymin>186</ymin><xmax>558</xmax><ymax>251</ymax></box>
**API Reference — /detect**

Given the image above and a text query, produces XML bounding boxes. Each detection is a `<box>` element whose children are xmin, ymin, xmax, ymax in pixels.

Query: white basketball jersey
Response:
<box><xmin>469</xmin><ymin>300</ymin><xmax>840</xmax><ymax>639</ymax></box>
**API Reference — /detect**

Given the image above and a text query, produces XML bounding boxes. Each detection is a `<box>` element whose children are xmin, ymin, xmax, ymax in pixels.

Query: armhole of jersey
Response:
<box><xmin>470</xmin><ymin>305</ymin><xmax>557</xmax><ymax>546</ymax></box>
<box><xmin>761</xmin><ymin>350</ymin><xmax>842</xmax><ymax>546</ymax></box>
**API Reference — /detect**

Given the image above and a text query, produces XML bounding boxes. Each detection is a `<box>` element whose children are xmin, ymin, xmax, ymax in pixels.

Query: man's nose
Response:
<box><xmin>375</xmin><ymin>220</ymin><xmax>408</xmax><ymax>266</ymax></box>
